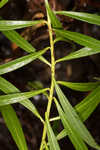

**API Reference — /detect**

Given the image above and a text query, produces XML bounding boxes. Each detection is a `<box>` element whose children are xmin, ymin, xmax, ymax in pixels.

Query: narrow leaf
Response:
<box><xmin>2</xmin><ymin>30</ymin><xmax>51</xmax><ymax>66</ymax></box>
<box><xmin>55</xmin><ymin>82</ymin><xmax>100</xmax><ymax>149</ymax></box>
<box><xmin>56</xmin><ymin>11</ymin><xmax>100</xmax><ymax>26</ymax></box>
<box><xmin>57</xmin><ymin>81</ymin><xmax>100</xmax><ymax>92</ymax></box>
<box><xmin>2</xmin><ymin>30</ymin><xmax>36</xmax><ymax>52</ymax></box>
<box><xmin>45</xmin><ymin>113</ymin><xmax>60</xmax><ymax>150</ymax></box>
<box><xmin>0</xmin><ymin>48</ymin><xmax>47</xmax><ymax>75</ymax></box>
<box><xmin>55</xmin><ymin>99</ymin><xmax>88</xmax><ymax>150</ymax></box>
<box><xmin>0</xmin><ymin>20</ymin><xmax>45</xmax><ymax>30</ymax></box>
<box><xmin>57</xmin><ymin>129</ymin><xmax>67</xmax><ymax>140</ymax></box>
<box><xmin>54</xmin><ymin>29</ymin><xmax>100</xmax><ymax>50</ymax></box>
<box><xmin>75</xmin><ymin>86</ymin><xmax>100</xmax><ymax>122</ymax></box>
<box><xmin>55</xmin><ymin>29</ymin><xmax>100</xmax><ymax>62</ymax></box>
<box><xmin>0</xmin><ymin>76</ymin><xmax>44</xmax><ymax>121</ymax></box>
<box><xmin>45</xmin><ymin>0</ymin><xmax>62</xmax><ymax>29</ymax></box>
<box><xmin>56</xmin><ymin>47</ymin><xmax>99</xmax><ymax>62</ymax></box>
<box><xmin>57</xmin><ymin>86</ymin><xmax>100</xmax><ymax>140</ymax></box>
<box><xmin>0</xmin><ymin>88</ymin><xmax>48</xmax><ymax>106</ymax></box>
<box><xmin>0</xmin><ymin>0</ymin><xmax>8</xmax><ymax>8</ymax></box>
<box><xmin>0</xmin><ymin>105</ymin><xmax>28</xmax><ymax>150</ymax></box>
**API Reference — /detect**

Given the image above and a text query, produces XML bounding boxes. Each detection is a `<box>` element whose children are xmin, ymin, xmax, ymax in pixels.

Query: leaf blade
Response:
<box><xmin>57</xmin><ymin>81</ymin><xmax>100</xmax><ymax>92</ymax></box>
<box><xmin>0</xmin><ymin>20</ymin><xmax>45</xmax><ymax>30</ymax></box>
<box><xmin>0</xmin><ymin>0</ymin><xmax>8</xmax><ymax>8</ymax></box>
<box><xmin>45</xmin><ymin>113</ymin><xmax>60</xmax><ymax>150</ymax></box>
<box><xmin>55</xmin><ymin>82</ymin><xmax>100</xmax><ymax>149</ymax></box>
<box><xmin>45</xmin><ymin>0</ymin><xmax>62</xmax><ymax>29</ymax></box>
<box><xmin>55</xmin><ymin>99</ymin><xmax>88</xmax><ymax>150</ymax></box>
<box><xmin>0</xmin><ymin>48</ymin><xmax>47</xmax><ymax>75</ymax></box>
<box><xmin>0</xmin><ymin>88</ymin><xmax>48</xmax><ymax>106</ymax></box>
<box><xmin>0</xmin><ymin>76</ymin><xmax>45</xmax><ymax>121</ymax></box>
<box><xmin>0</xmin><ymin>105</ymin><xmax>28</xmax><ymax>150</ymax></box>
<box><xmin>2</xmin><ymin>30</ymin><xmax>51</xmax><ymax>66</ymax></box>
<box><xmin>56</xmin><ymin>11</ymin><xmax>100</xmax><ymax>26</ymax></box>
<box><xmin>57</xmin><ymin>85</ymin><xmax>100</xmax><ymax>141</ymax></box>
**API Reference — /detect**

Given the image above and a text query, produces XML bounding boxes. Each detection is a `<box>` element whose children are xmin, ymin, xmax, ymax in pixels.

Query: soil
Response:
<box><xmin>0</xmin><ymin>0</ymin><xmax>100</xmax><ymax>150</ymax></box>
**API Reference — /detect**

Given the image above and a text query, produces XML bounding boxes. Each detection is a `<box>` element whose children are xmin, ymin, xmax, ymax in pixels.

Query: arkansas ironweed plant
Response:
<box><xmin>0</xmin><ymin>0</ymin><xmax>100</xmax><ymax>150</ymax></box>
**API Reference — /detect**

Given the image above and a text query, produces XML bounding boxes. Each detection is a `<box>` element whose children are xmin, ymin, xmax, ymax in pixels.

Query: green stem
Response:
<box><xmin>40</xmin><ymin>11</ymin><xmax>55</xmax><ymax>150</ymax></box>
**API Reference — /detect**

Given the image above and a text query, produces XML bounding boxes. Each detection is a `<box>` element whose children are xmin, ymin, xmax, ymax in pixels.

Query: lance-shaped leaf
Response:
<box><xmin>2</xmin><ymin>30</ymin><xmax>36</xmax><ymax>52</ymax></box>
<box><xmin>45</xmin><ymin>113</ymin><xmax>60</xmax><ymax>150</ymax></box>
<box><xmin>75</xmin><ymin>85</ymin><xmax>100</xmax><ymax>121</ymax></box>
<box><xmin>0</xmin><ymin>88</ymin><xmax>48</xmax><ymax>106</ymax></box>
<box><xmin>0</xmin><ymin>48</ymin><xmax>48</xmax><ymax>75</ymax></box>
<box><xmin>45</xmin><ymin>0</ymin><xmax>62</xmax><ymax>29</ymax></box>
<box><xmin>56</xmin><ymin>11</ymin><xmax>100</xmax><ymax>26</ymax></box>
<box><xmin>0</xmin><ymin>76</ymin><xmax>44</xmax><ymax>122</ymax></box>
<box><xmin>57</xmin><ymin>81</ymin><xmax>100</xmax><ymax>92</ymax></box>
<box><xmin>54</xmin><ymin>29</ymin><xmax>100</xmax><ymax>62</ymax></box>
<box><xmin>57</xmin><ymin>85</ymin><xmax>100</xmax><ymax>141</ymax></box>
<box><xmin>56</xmin><ymin>47</ymin><xmax>99</xmax><ymax>62</ymax></box>
<box><xmin>54</xmin><ymin>29</ymin><xmax>100</xmax><ymax>49</ymax></box>
<box><xmin>0</xmin><ymin>20</ymin><xmax>45</xmax><ymax>31</ymax></box>
<box><xmin>54</xmin><ymin>99</ymin><xmax>88</xmax><ymax>150</ymax></box>
<box><xmin>0</xmin><ymin>0</ymin><xmax>8</xmax><ymax>8</ymax></box>
<box><xmin>55</xmin><ymin>82</ymin><xmax>100</xmax><ymax>149</ymax></box>
<box><xmin>2</xmin><ymin>30</ymin><xmax>51</xmax><ymax>66</ymax></box>
<box><xmin>0</xmin><ymin>105</ymin><xmax>28</xmax><ymax>150</ymax></box>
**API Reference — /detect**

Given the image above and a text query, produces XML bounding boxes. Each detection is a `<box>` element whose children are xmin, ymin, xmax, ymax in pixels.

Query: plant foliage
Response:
<box><xmin>0</xmin><ymin>0</ymin><xmax>100</xmax><ymax>150</ymax></box>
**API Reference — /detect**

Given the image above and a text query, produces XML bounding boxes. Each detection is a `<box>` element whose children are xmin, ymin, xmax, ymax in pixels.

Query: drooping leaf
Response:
<box><xmin>2</xmin><ymin>30</ymin><xmax>51</xmax><ymax>66</ymax></box>
<box><xmin>0</xmin><ymin>48</ymin><xmax>48</xmax><ymax>75</ymax></box>
<box><xmin>2</xmin><ymin>30</ymin><xmax>36</xmax><ymax>52</ymax></box>
<box><xmin>57</xmin><ymin>81</ymin><xmax>100</xmax><ymax>92</ymax></box>
<box><xmin>54</xmin><ymin>98</ymin><xmax>88</xmax><ymax>150</ymax></box>
<box><xmin>45</xmin><ymin>0</ymin><xmax>62</xmax><ymax>29</ymax></box>
<box><xmin>45</xmin><ymin>113</ymin><xmax>60</xmax><ymax>150</ymax></box>
<box><xmin>0</xmin><ymin>105</ymin><xmax>28</xmax><ymax>150</ymax></box>
<box><xmin>0</xmin><ymin>0</ymin><xmax>8</xmax><ymax>8</ymax></box>
<box><xmin>0</xmin><ymin>76</ymin><xmax>44</xmax><ymax>122</ymax></box>
<box><xmin>56</xmin><ymin>11</ymin><xmax>100</xmax><ymax>26</ymax></box>
<box><xmin>55</xmin><ymin>82</ymin><xmax>100</xmax><ymax>149</ymax></box>
<box><xmin>0</xmin><ymin>20</ymin><xmax>45</xmax><ymax>30</ymax></box>
<box><xmin>0</xmin><ymin>88</ymin><xmax>48</xmax><ymax>106</ymax></box>
<box><xmin>57</xmin><ymin>85</ymin><xmax>100</xmax><ymax>140</ymax></box>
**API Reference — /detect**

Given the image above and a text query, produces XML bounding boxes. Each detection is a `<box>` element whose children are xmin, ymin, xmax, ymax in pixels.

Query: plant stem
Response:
<box><xmin>39</xmin><ymin>12</ymin><xmax>55</xmax><ymax>150</ymax></box>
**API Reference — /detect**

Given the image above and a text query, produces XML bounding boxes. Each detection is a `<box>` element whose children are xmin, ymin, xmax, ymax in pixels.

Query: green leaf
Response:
<box><xmin>0</xmin><ymin>88</ymin><xmax>48</xmax><ymax>106</ymax></box>
<box><xmin>0</xmin><ymin>0</ymin><xmax>8</xmax><ymax>8</ymax></box>
<box><xmin>75</xmin><ymin>85</ymin><xmax>100</xmax><ymax>122</ymax></box>
<box><xmin>2</xmin><ymin>30</ymin><xmax>51</xmax><ymax>66</ymax></box>
<box><xmin>57</xmin><ymin>129</ymin><xmax>67</xmax><ymax>140</ymax></box>
<box><xmin>0</xmin><ymin>48</ymin><xmax>48</xmax><ymax>75</ymax></box>
<box><xmin>0</xmin><ymin>105</ymin><xmax>28</xmax><ymax>150</ymax></box>
<box><xmin>0</xmin><ymin>20</ymin><xmax>45</xmax><ymax>30</ymax></box>
<box><xmin>54</xmin><ymin>29</ymin><xmax>100</xmax><ymax>62</ymax></box>
<box><xmin>56</xmin><ymin>11</ymin><xmax>100</xmax><ymax>26</ymax></box>
<box><xmin>54</xmin><ymin>99</ymin><xmax>88</xmax><ymax>150</ymax></box>
<box><xmin>0</xmin><ymin>76</ymin><xmax>44</xmax><ymax>122</ymax></box>
<box><xmin>57</xmin><ymin>81</ymin><xmax>100</xmax><ymax>92</ymax></box>
<box><xmin>45</xmin><ymin>0</ymin><xmax>62</xmax><ymax>29</ymax></box>
<box><xmin>2</xmin><ymin>30</ymin><xmax>36</xmax><ymax>52</ymax></box>
<box><xmin>54</xmin><ymin>29</ymin><xmax>100</xmax><ymax>49</ymax></box>
<box><xmin>56</xmin><ymin>47</ymin><xmax>99</xmax><ymax>62</ymax></box>
<box><xmin>45</xmin><ymin>113</ymin><xmax>60</xmax><ymax>150</ymax></box>
<box><xmin>55</xmin><ymin>82</ymin><xmax>100</xmax><ymax>149</ymax></box>
<box><xmin>57</xmin><ymin>85</ymin><xmax>100</xmax><ymax>141</ymax></box>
